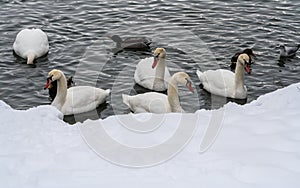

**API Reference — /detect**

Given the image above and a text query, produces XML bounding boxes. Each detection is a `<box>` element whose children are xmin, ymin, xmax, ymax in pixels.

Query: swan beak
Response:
<box><xmin>186</xmin><ymin>79</ymin><xmax>194</xmax><ymax>93</ymax></box>
<box><xmin>44</xmin><ymin>77</ymin><xmax>52</xmax><ymax>90</ymax></box>
<box><xmin>245</xmin><ymin>64</ymin><xmax>252</xmax><ymax>74</ymax></box>
<box><xmin>152</xmin><ymin>56</ymin><xmax>158</xmax><ymax>69</ymax></box>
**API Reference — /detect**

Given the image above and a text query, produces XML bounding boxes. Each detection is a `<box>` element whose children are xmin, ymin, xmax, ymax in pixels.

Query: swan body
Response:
<box><xmin>44</xmin><ymin>69</ymin><xmax>110</xmax><ymax>115</ymax></box>
<box><xmin>134</xmin><ymin>48</ymin><xmax>171</xmax><ymax>91</ymax></box>
<box><xmin>13</xmin><ymin>28</ymin><xmax>49</xmax><ymax>64</ymax></box>
<box><xmin>123</xmin><ymin>92</ymin><xmax>170</xmax><ymax>113</ymax></box>
<box><xmin>278</xmin><ymin>44</ymin><xmax>300</xmax><ymax>57</ymax></box>
<box><xmin>123</xmin><ymin>72</ymin><xmax>194</xmax><ymax>113</ymax></box>
<box><xmin>197</xmin><ymin>54</ymin><xmax>251</xmax><ymax>99</ymax></box>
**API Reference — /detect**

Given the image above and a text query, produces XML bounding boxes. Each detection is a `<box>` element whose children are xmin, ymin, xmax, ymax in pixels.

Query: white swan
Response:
<box><xmin>197</xmin><ymin>53</ymin><xmax>251</xmax><ymax>99</ymax></box>
<box><xmin>44</xmin><ymin>69</ymin><xmax>110</xmax><ymax>115</ymax></box>
<box><xmin>13</xmin><ymin>28</ymin><xmax>49</xmax><ymax>64</ymax></box>
<box><xmin>123</xmin><ymin>72</ymin><xmax>194</xmax><ymax>113</ymax></box>
<box><xmin>230</xmin><ymin>48</ymin><xmax>255</xmax><ymax>70</ymax></box>
<box><xmin>134</xmin><ymin>47</ymin><xmax>171</xmax><ymax>91</ymax></box>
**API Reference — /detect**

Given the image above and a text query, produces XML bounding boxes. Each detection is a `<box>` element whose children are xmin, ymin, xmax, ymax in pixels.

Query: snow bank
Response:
<box><xmin>0</xmin><ymin>83</ymin><xmax>299</xmax><ymax>188</ymax></box>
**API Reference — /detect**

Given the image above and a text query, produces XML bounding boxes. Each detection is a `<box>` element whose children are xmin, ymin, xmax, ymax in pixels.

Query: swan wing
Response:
<box><xmin>13</xmin><ymin>28</ymin><xmax>49</xmax><ymax>58</ymax></box>
<box><xmin>62</xmin><ymin>86</ymin><xmax>109</xmax><ymax>115</ymax></box>
<box><xmin>200</xmin><ymin>69</ymin><xmax>235</xmax><ymax>97</ymax></box>
<box><xmin>122</xmin><ymin>92</ymin><xmax>170</xmax><ymax>113</ymax></box>
<box><xmin>134</xmin><ymin>57</ymin><xmax>171</xmax><ymax>91</ymax></box>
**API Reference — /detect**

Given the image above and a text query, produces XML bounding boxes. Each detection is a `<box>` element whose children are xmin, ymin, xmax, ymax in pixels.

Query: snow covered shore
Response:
<box><xmin>0</xmin><ymin>83</ymin><xmax>299</xmax><ymax>188</ymax></box>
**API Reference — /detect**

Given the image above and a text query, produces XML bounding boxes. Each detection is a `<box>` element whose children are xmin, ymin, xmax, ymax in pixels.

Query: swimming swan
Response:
<box><xmin>123</xmin><ymin>72</ymin><xmax>194</xmax><ymax>113</ymax></box>
<box><xmin>44</xmin><ymin>69</ymin><xmax>110</xmax><ymax>115</ymax></box>
<box><xmin>197</xmin><ymin>53</ymin><xmax>251</xmax><ymax>99</ymax></box>
<box><xmin>13</xmin><ymin>28</ymin><xmax>49</xmax><ymax>64</ymax></box>
<box><xmin>134</xmin><ymin>47</ymin><xmax>171</xmax><ymax>91</ymax></box>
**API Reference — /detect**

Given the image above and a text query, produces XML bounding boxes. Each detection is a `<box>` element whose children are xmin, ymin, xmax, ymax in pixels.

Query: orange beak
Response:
<box><xmin>152</xmin><ymin>57</ymin><xmax>158</xmax><ymax>69</ymax></box>
<box><xmin>44</xmin><ymin>78</ymin><xmax>52</xmax><ymax>89</ymax></box>
<box><xmin>186</xmin><ymin>81</ymin><xmax>194</xmax><ymax>93</ymax></box>
<box><xmin>245</xmin><ymin>64</ymin><xmax>252</xmax><ymax>74</ymax></box>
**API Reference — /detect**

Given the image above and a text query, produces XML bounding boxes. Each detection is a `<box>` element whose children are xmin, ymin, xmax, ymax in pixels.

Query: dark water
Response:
<box><xmin>1</xmin><ymin>0</ymin><xmax>300</xmax><ymax>123</ymax></box>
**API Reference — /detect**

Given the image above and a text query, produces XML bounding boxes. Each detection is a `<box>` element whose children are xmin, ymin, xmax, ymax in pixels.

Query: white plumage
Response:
<box><xmin>278</xmin><ymin>44</ymin><xmax>300</xmax><ymax>57</ymax></box>
<box><xmin>13</xmin><ymin>28</ymin><xmax>49</xmax><ymax>64</ymax></box>
<box><xmin>197</xmin><ymin>54</ymin><xmax>251</xmax><ymax>99</ymax></box>
<box><xmin>134</xmin><ymin>48</ymin><xmax>171</xmax><ymax>91</ymax></box>
<box><xmin>123</xmin><ymin>72</ymin><xmax>194</xmax><ymax>113</ymax></box>
<box><xmin>44</xmin><ymin>69</ymin><xmax>110</xmax><ymax>115</ymax></box>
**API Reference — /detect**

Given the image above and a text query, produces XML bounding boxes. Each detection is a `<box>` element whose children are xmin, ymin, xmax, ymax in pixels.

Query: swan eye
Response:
<box><xmin>185</xmin><ymin>78</ymin><xmax>191</xmax><ymax>85</ymax></box>
<box><xmin>155</xmin><ymin>53</ymin><xmax>160</xmax><ymax>58</ymax></box>
<box><xmin>47</xmin><ymin>75</ymin><xmax>53</xmax><ymax>81</ymax></box>
<box><xmin>244</xmin><ymin>60</ymin><xmax>250</xmax><ymax>66</ymax></box>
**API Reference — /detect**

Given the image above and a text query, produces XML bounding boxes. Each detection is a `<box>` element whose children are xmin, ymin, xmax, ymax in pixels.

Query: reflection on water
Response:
<box><xmin>0</xmin><ymin>0</ymin><xmax>300</xmax><ymax>123</ymax></box>
<box><xmin>63</xmin><ymin>102</ymin><xmax>110</xmax><ymax>124</ymax></box>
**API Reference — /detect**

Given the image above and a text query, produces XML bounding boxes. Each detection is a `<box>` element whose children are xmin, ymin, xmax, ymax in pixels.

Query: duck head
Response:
<box><xmin>152</xmin><ymin>48</ymin><xmax>166</xmax><ymax>68</ymax></box>
<box><xmin>243</xmin><ymin>48</ymin><xmax>256</xmax><ymax>60</ymax></box>
<box><xmin>67</xmin><ymin>76</ymin><xmax>75</xmax><ymax>88</ymax></box>
<box><xmin>108</xmin><ymin>35</ymin><xmax>122</xmax><ymax>43</ymax></box>
<box><xmin>275</xmin><ymin>44</ymin><xmax>287</xmax><ymax>53</ymax></box>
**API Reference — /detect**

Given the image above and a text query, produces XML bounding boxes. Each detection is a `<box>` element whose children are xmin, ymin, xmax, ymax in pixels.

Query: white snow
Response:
<box><xmin>0</xmin><ymin>83</ymin><xmax>300</xmax><ymax>188</ymax></box>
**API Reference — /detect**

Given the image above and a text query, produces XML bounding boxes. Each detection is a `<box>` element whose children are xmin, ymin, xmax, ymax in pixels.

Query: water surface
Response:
<box><xmin>0</xmin><ymin>0</ymin><xmax>299</xmax><ymax>123</ymax></box>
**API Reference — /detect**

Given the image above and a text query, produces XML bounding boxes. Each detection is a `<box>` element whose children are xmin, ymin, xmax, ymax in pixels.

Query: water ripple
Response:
<box><xmin>0</xmin><ymin>0</ymin><xmax>300</xmax><ymax>121</ymax></box>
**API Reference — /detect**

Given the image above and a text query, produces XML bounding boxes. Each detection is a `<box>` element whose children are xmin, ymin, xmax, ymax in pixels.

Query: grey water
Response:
<box><xmin>0</xmin><ymin>0</ymin><xmax>299</xmax><ymax>123</ymax></box>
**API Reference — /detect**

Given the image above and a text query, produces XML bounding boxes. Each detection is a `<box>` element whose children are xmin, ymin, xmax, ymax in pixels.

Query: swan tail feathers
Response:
<box><xmin>104</xmin><ymin>89</ymin><xmax>111</xmax><ymax>96</ymax></box>
<box><xmin>122</xmin><ymin>94</ymin><xmax>131</xmax><ymax>108</ymax></box>
<box><xmin>27</xmin><ymin>52</ymin><xmax>35</xmax><ymax>64</ymax></box>
<box><xmin>196</xmin><ymin>69</ymin><xmax>203</xmax><ymax>79</ymax></box>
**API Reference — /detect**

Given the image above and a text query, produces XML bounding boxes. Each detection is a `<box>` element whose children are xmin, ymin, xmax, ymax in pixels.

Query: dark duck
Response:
<box><xmin>277</xmin><ymin>44</ymin><xmax>300</xmax><ymax>58</ymax></box>
<box><xmin>108</xmin><ymin>35</ymin><xmax>152</xmax><ymax>53</ymax></box>
<box><xmin>230</xmin><ymin>48</ymin><xmax>256</xmax><ymax>71</ymax></box>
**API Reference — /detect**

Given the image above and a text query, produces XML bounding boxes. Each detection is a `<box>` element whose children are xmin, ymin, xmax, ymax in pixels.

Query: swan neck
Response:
<box><xmin>155</xmin><ymin>58</ymin><xmax>166</xmax><ymax>78</ymax></box>
<box><xmin>153</xmin><ymin>58</ymin><xmax>166</xmax><ymax>87</ymax></box>
<box><xmin>235</xmin><ymin>62</ymin><xmax>245</xmax><ymax>90</ymax></box>
<box><xmin>52</xmin><ymin>73</ymin><xmax>67</xmax><ymax>111</ymax></box>
<box><xmin>167</xmin><ymin>78</ymin><xmax>182</xmax><ymax>112</ymax></box>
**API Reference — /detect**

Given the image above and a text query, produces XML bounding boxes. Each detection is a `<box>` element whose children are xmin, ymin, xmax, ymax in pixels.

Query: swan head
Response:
<box><xmin>173</xmin><ymin>72</ymin><xmax>194</xmax><ymax>93</ymax></box>
<box><xmin>44</xmin><ymin>69</ymin><xmax>63</xmax><ymax>89</ymax></box>
<box><xmin>237</xmin><ymin>54</ymin><xmax>252</xmax><ymax>74</ymax></box>
<box><xmin>152</xmin><ymin>48</ymin><xmax>166</xmax><ymax>68</ymax></box>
